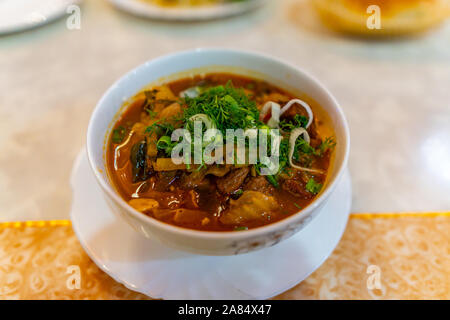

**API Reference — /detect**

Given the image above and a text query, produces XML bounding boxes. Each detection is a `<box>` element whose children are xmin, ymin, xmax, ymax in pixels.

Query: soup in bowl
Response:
<box><xmin>87</xmin><ymin>49</ymin><xmax>350</xmax><ymax>255</ymax></box>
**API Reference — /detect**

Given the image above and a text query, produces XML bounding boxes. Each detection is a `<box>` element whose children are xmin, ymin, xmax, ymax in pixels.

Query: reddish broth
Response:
<box><xmin>106</xmin><ymin>73</ymin><xmax>333</xmax><ymax>231</ymax></box>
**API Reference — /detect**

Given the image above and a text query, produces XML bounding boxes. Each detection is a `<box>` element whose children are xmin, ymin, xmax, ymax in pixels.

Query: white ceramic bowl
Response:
<box><xmin>86</xmin><ymin>48</ymin><xmax>350</xmax><ymax>256</ymax></box>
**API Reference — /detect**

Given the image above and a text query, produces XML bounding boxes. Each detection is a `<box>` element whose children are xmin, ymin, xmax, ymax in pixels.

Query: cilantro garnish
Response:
<box><xmin>112</xmin><ymin>126</ymin><xmax>126</xmax><ymax>143</ymax></box>
<box><xmin>306</xmin><ymin>179</ymin><xmax>323</xmax><ymax>194</ymax></box>
<box><xmin>182</xmin><ymin>82</ymin><xmax>262</xmax><ymax>135</ymax></box>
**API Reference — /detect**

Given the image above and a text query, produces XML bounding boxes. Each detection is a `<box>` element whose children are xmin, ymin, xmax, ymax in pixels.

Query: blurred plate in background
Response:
<box><xmin>0</xmin><ymin>0</ymin><xmax>82</xmax><ymax>35</ymax></box>
<box><xmin>108</xmin><ymin>0</ymin><xmax>268</xmax><ymax>21</ymax></box>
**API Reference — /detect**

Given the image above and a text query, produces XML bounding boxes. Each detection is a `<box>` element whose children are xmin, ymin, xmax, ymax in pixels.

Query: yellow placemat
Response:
<box><xmin>0</xmin><ymin>214</ymin><xmax>449</xmax><ymax>300</ymax></box>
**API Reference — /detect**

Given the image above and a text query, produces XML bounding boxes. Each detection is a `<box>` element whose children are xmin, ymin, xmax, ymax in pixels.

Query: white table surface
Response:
<box><xmin>1</xmin><ymin>0</ymin><xmax>449</xmax><ymax>222</ymax></box>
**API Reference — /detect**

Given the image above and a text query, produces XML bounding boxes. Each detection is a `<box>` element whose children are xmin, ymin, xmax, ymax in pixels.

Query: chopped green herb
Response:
<box><xmin>315</xmin><ymin>137</ymin><xmax>336</xmax><ymax>157</ymax></box>
<box><xmin>146</xmin><ymin>109</ymin><xmax>158</xmax><ymax>119</ymax></box>
<box><xmin>294</xmin><ymin>203</ymin><xmax>302</xmax><ymax>209</ymax></box>
<box><xmin>266</xmin><ymin>175</ymin><xmax>279</xmax><ymax>188</ymax></box>
<box><xmin>306</xmin><ymin>179</ymin><xmax>323</xmax><ymax>195</ymax></box>
<box><xmin>112</xmin><ymin>126</ymin><xmax>126</xmax><ymax>143</ymax></box>
<box><xmin>234</xmin><ymin>226</ymin><xmax>248</xmax><ymax>231</ymax></box>
<box><xmin>279</xmin><ymin>114</ymin><xmax>308</xmax><ymax>131</ymax></box>
<box><xmin>297</xmin><ymin>138</ymin><xmax>315</xmax><ymax>154</ymax></box>
<box><xmin>183</xmin><ymin>82</ymin><xmax>262</xmax><ymax>136</ymax></box>
<box><xmin>145</xmin><ymin>121</ymin><xmax>175</xmax><ymax>136</ymax></box>
<box><xmin>290</xmin><ymin>135</ymin><xmax>336</xmax><ymax>168</ymax></box>
<box><xmin>156</xmin><ymin>135</ymin><xmax>176</xmax><ymax>155</ymax></box>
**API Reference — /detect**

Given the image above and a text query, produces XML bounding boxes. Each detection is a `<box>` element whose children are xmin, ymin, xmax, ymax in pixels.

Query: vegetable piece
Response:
<box><xmin>266</xmin><ymin>175</ymin><xmax>279</xmax><ymax>188</ymax></box>
<box><xmin>150</xmin><ymin>86</ymin><xmax>177</xmax><ymax>113</ymax></box>
<box><xmin>130</xmin><ymin>140</ymin><xmax>149</xmax><ymax>183</ymax></box>
<box><xmin>153</xmin><ymin>158</ymin><xmax>187</xmax><ymax>171</ymax></box>
<box><xmin>179</xmin><ymin>86</ymin><xmax>202</xmax><ymax>98</ymax></box>
<box><xmin>130</xmin><ymin>122</ymin><xmax>148</xmax><ymax>137</ymax></box>
<box><xmin>157</xmin><ymin>136</ymin><xmax>176</xmax><ymax>155</ymax></box>
<box><xmin>216</xmin><ymin>167</ymin><xmax>250</xmax><ymax>194</ymax></box>
<box><xmin>220</xmin><ymin>191</ymin><xmax>278</xmax><ymax>225</ymax></box>
<box><xmin>128</xmin><ymin>198</ymin><xmax>159</xmax><ymax>213</ymax></box>
<box><xmin>147</xmin><ymin>132</ymin><xmax>158</xmax><ymax>157</ymax></box>
<box><xmin>189</xmin><ymin>113</ymin><xmax>216</xmax><ymax>130</ymax></box>
<box><xmin>259</xmin><ymin>101</ymin><xmax>281</xmax><ymax>128</ymax></box>
<box><xmin>188</xmin><ymin>113</ymin><xmax>219</xmax><ymax>146</ymax></box>
<box><xmin>306</xmin><ymin>178</ymin><xmax>323</xmax><ymax>195</ymax></box>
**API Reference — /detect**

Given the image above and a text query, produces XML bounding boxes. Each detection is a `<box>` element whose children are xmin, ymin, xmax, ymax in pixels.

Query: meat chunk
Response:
<box><xmin>220</xmin><ymin>191</ymin><xmax>278</xmax><ymax>225</ymax></box>
<box><xmin>216</xmin><ymin>167</ymin><xmax>250</xmax><ymax>194</ymax></box>
<box><xmin>153</xmin><ymin>171</ymin><xmax>179</xmax><ymax>192</ymax></box>
<box><xmin>280</xmin><ymin>101</ymin><xmax>309</xmax><ymax>120</ymax></box>
<box><xmin>195</xmin><ymin>187</ymin><xmax>224</xmax><ymax>216</ymax></box>
<box><xmin>158</xmin><ymin>102</ymin><xmax>183</xmax><ymax>124</ymax></box>
<box><xmin>243</xmin><ymin>176</ymin><xmax>275</xmax><ymax>195</ymax></box>
<box><xmin>282</xmin><ymin>179</ymin><xmax>314</xmax><ymax>200</ymax></box>
<box><xmin>179</xmin><ymin>170</ymin><xmax>211</xmax><ymax>190</ymax></box>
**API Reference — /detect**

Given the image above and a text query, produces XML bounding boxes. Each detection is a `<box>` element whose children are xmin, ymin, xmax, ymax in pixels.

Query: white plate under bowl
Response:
<box><xmin>70</xmin><ymin>149</ymin><xmax>352</xmax><ymax>299</ymax></box>
<box><xmin>108</xmin><ymin>0</ymin><xmax>267</xmax><ymax>21</ymax></box>
<box><xmin>0</xmin><ymin>0</ymin><xmax>81</xmax><ymax>35</ymax></box>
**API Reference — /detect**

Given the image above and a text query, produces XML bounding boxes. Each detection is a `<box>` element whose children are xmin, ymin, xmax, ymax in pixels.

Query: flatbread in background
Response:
<box><xmin>312</xmin><ymin>0</ymin><xmax>450</xmax><ymax>36</ymax></box>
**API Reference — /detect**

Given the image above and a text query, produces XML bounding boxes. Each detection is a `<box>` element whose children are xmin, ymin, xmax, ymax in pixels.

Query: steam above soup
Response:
<box><xmin>107</xmin><ymin>73</ymin><xmax>335</xmax><ymax>231</ymax></box>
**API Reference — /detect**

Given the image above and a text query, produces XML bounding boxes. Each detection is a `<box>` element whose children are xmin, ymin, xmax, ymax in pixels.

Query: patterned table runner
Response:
<box><xmin>0</xmin><ymin>213</ymin><xmax>448</xmax><ymax>299</ymax></box>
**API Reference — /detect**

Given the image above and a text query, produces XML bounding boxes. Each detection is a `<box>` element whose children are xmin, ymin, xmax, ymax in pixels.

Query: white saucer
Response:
<box><xmin>70</xmin><ymin>149</ymin><xmax>351</xmax><ymax>299</ymax></box>
<box><xmin>108</xmin><ymin>0</ymin><xmax>267</xmax><ymax>21</ymax></box>
<box><xmin>0</xmin><ymin>0</ymin><xmax>81</xmax><ymax>35</ymax></box>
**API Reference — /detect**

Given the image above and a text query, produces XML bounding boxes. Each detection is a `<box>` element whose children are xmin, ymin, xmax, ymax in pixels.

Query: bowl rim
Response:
<box><xmin>86</xmin><ymin>47</ymin><xmax>350</xmax><ymax>240</ymax></box>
